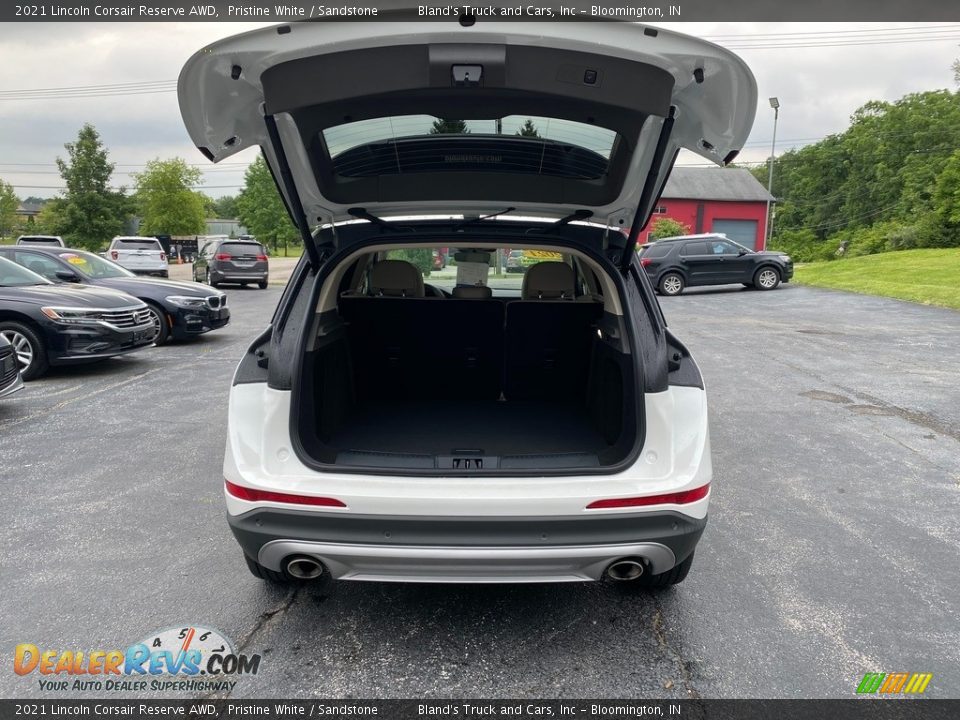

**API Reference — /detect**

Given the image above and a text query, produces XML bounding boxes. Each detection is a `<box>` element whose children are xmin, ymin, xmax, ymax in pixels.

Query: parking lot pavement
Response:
<box><xmin>2</xmin><ymin>283</ymin><xmax>958</xmax><ymax>699</ymax></box>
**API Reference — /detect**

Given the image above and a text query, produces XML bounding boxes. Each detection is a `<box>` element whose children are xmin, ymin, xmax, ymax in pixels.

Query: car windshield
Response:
<box><xmin>59</xmin><ymin>251</ymin><xmax>135</xmax><ymax>279</ymax></box>
<box><xmin>0</xmin><ymin>256</ymin><xmax>52</xmax><ymax>287</ymax></box>
<box><xmin>115</xmin><ymin>239</ymin><xmax>161</xmax><ymax>250</ymax></box>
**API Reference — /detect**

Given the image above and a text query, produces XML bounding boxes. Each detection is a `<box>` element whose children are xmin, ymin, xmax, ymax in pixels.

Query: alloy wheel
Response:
<box><xmin>758</xmin><ymin>269</ymin><xmax>778</xmax><ymax>289</ymax></box>
<box><xmin>0</xmin><ymin>330</ymin><xmax>34</xmax><ymax>372</ymax></box>
<box><xmin>662</xmin><ymin>275</ymin><xmax>683</xmax><ymax>295</ymax></box>
<box><xmin>146</xmin><ymin>307</ymin><xmax>163</xmax><ymax>344</ymax></box>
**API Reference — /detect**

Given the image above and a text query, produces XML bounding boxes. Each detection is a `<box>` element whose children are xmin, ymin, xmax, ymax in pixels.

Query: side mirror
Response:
<box><xmin>738</xmin><ymin>249</ymin><xmax>748</xmax><ymax>256</ymax></box>
<box><xmin>55</xmin><ymin>270</ymin><xmax>81</xmax><ymax>282</ymax></box>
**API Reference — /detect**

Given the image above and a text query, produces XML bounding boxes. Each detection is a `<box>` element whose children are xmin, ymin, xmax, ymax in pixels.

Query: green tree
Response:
<box><xmin>133</xmin><ymin>158</ymin><xmax>206</xmax><ymax>236</ymax></box>
<box><xmin>236</xmin><ymin>155</ymin><xmax>300</xmax><ymax>255</ymax></box>
<box><xmin>649</xmin><ymin>217</ymin><xmax>691</xmax><ymax>240</ymax></box>
<box><xmin>933</xmin><ymin>149</ymin><xmax>960</xmax><ymax>225</ymax></box>
<box><xmin>34</xmin><ymin>198</ymin><xmax>65</xmax><ymax>236</ymax></box>
<box><xmin>0</xmin><ymin>179</ymin><xmax>18</xmax><ymax>238</ymax></box>
<box><xmin>55</xmin><ymin>124</ymin><xmax>128</xmax><ymax>250</ymax></box>
<box><xmin>515</xmin><ymin>119</ymin><xmax>540</xmax><ymax>137</ymax></box>
<box><xmin>213</xmin><ymin>195</ymin><xmax>239</xmax><ymax>219</ymax></box>
<box><xmin>430</xmin><ymin>118</ymin><xmax>469</xmax><ymax>134</ymax></box>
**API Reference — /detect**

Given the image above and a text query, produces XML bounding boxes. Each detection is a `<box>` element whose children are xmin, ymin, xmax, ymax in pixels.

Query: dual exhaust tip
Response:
<box><xmin>285</xmin><ymin>555</ymin><xmax>326</xmax><ymax>581</ymax></box>
<box><xmin>605</xmin><ymin>558</ymin><xmax>646</xmax><ymax>582</ymax></box>
<box><xmin>285</xmin><ymin>555</ymin><xmax>646</xmax><ymax>582</ymax></box>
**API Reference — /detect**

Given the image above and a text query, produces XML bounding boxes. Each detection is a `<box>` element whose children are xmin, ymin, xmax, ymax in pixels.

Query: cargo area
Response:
<box><xmin>295</xmin><ymin>295</ymin><xmax>640</xmax><ymax>472</ymax></box>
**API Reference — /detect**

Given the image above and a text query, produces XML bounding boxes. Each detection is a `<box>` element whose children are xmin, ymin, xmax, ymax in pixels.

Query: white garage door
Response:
<box><xmin>712</xmin><ymin>219</ymin><xmax>759</xmax><ymax>250</ymax></box>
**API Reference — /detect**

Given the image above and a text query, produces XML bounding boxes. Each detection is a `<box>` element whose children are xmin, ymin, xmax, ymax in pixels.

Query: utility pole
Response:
<box><xmin>765</xmin><ymin>97</ymin><xmax>780</xmax><ymax>248</ymax></box>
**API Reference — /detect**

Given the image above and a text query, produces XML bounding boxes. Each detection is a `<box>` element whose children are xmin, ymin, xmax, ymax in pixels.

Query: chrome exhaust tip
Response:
<box><xmin>285</xmin><ymin>555</ymin><xmax>326</xmax><ymax>580</ymax></box>
<box><xmin>606</xmin><ymin>558</ymin><xmax>645</xmax><ymax>582</ymax></box>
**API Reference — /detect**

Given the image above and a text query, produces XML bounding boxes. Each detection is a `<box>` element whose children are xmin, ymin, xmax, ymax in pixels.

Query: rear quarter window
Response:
<box><xmin>681</xmin><ymin>242</ymin><xmax>709</xmax><ymax>255</ymax></box>
<box><xmin>641</xmin><ymin>244</ymin><xmax>672</xmax><ymax>259</ymax></box>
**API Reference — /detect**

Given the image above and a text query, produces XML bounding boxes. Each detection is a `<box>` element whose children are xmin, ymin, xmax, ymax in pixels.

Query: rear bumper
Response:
<box><xmin>228</xmin><ymin>508</ymin><xmax>706</xmax><ymax>583</ymax></box>
<box><xmin>211</xmin><ymin>268</ymin><xmax>268</xmax><ymax>283</ymax></box>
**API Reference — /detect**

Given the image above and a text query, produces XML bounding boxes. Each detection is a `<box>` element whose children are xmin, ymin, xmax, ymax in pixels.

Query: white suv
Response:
<box><xmin>179</xmin><ymin>20</ymin><xmax>756</xmax><ymax>588</ymax></box>
<box><xmin>107</xmin><ymin>236</ymin><xmax>169</xmax><ymax>277</ymax></box>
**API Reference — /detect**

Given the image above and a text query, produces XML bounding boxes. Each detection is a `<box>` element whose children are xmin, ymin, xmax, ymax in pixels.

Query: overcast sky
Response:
<box><xmin>1</xmin><ymin>21</ymin><xmax>958</xmax><ymax>201</ymax></box>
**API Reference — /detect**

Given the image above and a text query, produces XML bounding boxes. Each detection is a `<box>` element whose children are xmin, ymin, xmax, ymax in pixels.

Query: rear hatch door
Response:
<box><xmin>178</xmin><ymin>20</ymin><xmax>756</xmax><ymax>250</ymax></box>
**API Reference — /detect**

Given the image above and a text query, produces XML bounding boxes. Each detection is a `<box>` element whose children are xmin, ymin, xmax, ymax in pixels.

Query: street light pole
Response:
<box><xmin>765</xmin><ymin>97</ymin><xmax>780</xmax><ymax>248</ymax></box>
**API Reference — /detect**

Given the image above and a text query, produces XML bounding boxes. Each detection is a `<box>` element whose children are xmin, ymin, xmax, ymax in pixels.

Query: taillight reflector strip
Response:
<box><xmin>586</xmin><ymin>483</ymin><xmax>710</xmax><ymax>509</ymax></box>
<box><xmin>224</xmin><ymin>480</ymin><xmax>346</xmax><ymax>508</ymax></box>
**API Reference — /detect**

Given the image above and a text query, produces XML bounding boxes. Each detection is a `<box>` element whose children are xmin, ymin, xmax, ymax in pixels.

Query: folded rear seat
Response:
<box><xmin>339</xmin><ymin>297</ymin><xmax>504</xmax><ymax>402</ymax></box>
<box><xmin>504</xmin><ymin>262</ymin><xmax>602</xmax><ymax>401</ymax></box>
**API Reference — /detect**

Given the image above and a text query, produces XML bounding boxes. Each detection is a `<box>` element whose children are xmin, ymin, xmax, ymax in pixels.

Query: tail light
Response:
<box><xmin>225</xmin><ymin>480</ymin><xmax>346</xmax><ymax>508</ymax></box>
<box><xmin>160</xmin><ymin>252</ymin><xmax>167</xmax><ymax>262</ymax></box>
<box><xmin>110</xmin><ymin>250</ymin><xmax>119</xmax><ymax>260</ymax></box>
<box><xmin>586</xmin><ymin>483</ymin><xmax>710</xmax><ymax>509</ymax></box>
<box><xmin>640</xmin><ymin>257</ymin><xmax>653</xmax><ymax>267</ymax></box>
<box><xmin>256</xmin><ymin>254</ymin><xmax>268</xmax><ymax>261</ymax></box>
<box><xmin>215</xmin><ymin>253</ymin><xmax>232</xmax><ymax>261</ymax></box>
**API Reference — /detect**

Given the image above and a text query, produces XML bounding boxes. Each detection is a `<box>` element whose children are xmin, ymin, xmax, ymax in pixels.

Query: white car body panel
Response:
<box><xmin>108</xmin><ymin>237</ymin><xmax>168</xmax><ymax>272</ymax></box>
<box><xmin>223</xmin><ymin>383</ymin><xmax>711</xmax><ymax>520</ymax></box>
<box><xmin>178</xmin><ymin>21</ymin><xmax>756</xmax><ymax>225</ymax></box>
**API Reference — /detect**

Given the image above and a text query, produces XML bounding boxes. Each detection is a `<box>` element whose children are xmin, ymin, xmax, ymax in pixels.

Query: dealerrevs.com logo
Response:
<box><xmin>14</xmin><ymin>626</ymin><xmax>261</xmax><ymax>693</ymax></box>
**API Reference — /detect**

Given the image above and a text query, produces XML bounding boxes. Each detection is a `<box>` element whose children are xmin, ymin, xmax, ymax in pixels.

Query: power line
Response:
<box><xmin>2</xmin><ymin>25</ymin><xmax>959</xmax><ymax>100</ymax></box>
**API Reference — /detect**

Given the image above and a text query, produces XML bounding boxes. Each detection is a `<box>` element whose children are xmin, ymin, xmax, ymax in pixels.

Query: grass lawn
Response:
<box><xmin>794</xmin><ymin>248</ymin><xmax>960</xmax><ymax>310</ymax></box>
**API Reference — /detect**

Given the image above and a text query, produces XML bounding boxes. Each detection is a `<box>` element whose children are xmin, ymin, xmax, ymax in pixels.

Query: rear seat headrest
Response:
<box><xmin>522</xmin><ymin>261</ymin><xmax>576</xmax><ymax>300</ymax></box>
<box><xmin>452</xmin><ymin>286</ymin><xmax>492</xmax><ymax>299</ymax></box>
<box><xmin>369</xmin><ymin>259</ymin><xmax>425</xmax><ymax>298</ymax></box>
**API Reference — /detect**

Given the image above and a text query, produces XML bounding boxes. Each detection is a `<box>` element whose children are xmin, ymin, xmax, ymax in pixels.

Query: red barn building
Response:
<box><xmin>644</xmin><ymin>167</ymin><xmax>774</xmax><ymax>250</ymax></box>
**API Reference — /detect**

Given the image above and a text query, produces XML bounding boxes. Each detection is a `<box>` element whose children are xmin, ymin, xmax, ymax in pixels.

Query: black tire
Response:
<box><xmin>635</xmin><ymin>552</ymin><xmax>695</xmax><ymax>589</ymax></box>
<box><xmin>160</xmin><ymin>271</ymin><xmax>169</xmax><ymax>279</ymax></box>
<box><xmin>244</xmin><ymin>554</ymin><xmax>290</xmax><ymax>584</ymax></box>
<box><xmin>144</xmin><ymin>303</ymin><xmax>170</xmax><ymax>346</ymax></box>
<box><xmin>753</xmin><ymin>266</ymin><xmax>781</xmax><ymax>291</ymax></box>
<box><xmin>258</xmin><ymin>280</ymin><xmax>268</xmax><ymax>289</ymax></box>
<box><xmin>206</xmin><ymin>269</ymin><xmax>219</xmax><ymax>289</ymax></box>
<box><xmin>658</xmin><ymin>272</ymin><xmax>685</xmax><ymax>296</ymax></box>
<box><xmin>0</xmin><ymin>321</ymin><xmax>49</xmax><ymax>381</ymax></box>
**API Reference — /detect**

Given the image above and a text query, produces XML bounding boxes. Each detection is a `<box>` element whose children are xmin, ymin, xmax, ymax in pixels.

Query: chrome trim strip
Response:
<box><xmin>258</xmin><ymin>540</ymin><xmax>676</xmax><ymax>583</ymax></box>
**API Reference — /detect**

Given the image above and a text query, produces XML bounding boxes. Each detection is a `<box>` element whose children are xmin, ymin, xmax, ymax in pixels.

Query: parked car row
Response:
<box><xmin>0</xmin><ymin>246</ymin><xmax>230</xmax><ymax>383</ymax></box>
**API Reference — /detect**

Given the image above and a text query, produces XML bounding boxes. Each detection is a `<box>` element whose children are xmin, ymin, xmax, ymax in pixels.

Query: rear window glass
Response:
<box><xmin>114</xmin><ymin>239</ymin><xmax>161</xmax><ymax>250</ymax></box>
<box><xmin>321</xmin><ymin>115</ymin><xmax>617</xmax><ymax>180</ymax></box>
<box><xmin>220</xmin><ymin>243</ymin><xmax>265</xmax><ymax>255</ymax></box>
<box><xmin>359</xmin><ymin>246</ymin><xmax>581</xmax><ymax>297</ymax></box>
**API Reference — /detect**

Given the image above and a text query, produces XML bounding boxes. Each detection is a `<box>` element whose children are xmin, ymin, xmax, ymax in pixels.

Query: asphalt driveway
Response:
<box><xmin>1</xmin><ymin>283</ymin><xmax>957</xmax><ymax>699</ymax></box>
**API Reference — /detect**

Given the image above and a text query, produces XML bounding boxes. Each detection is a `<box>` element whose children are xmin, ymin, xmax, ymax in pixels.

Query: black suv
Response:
<box><xmin>639</xmin><ymin>234</ymin><xmax>794</xmax><ymax>296</ymax></box>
